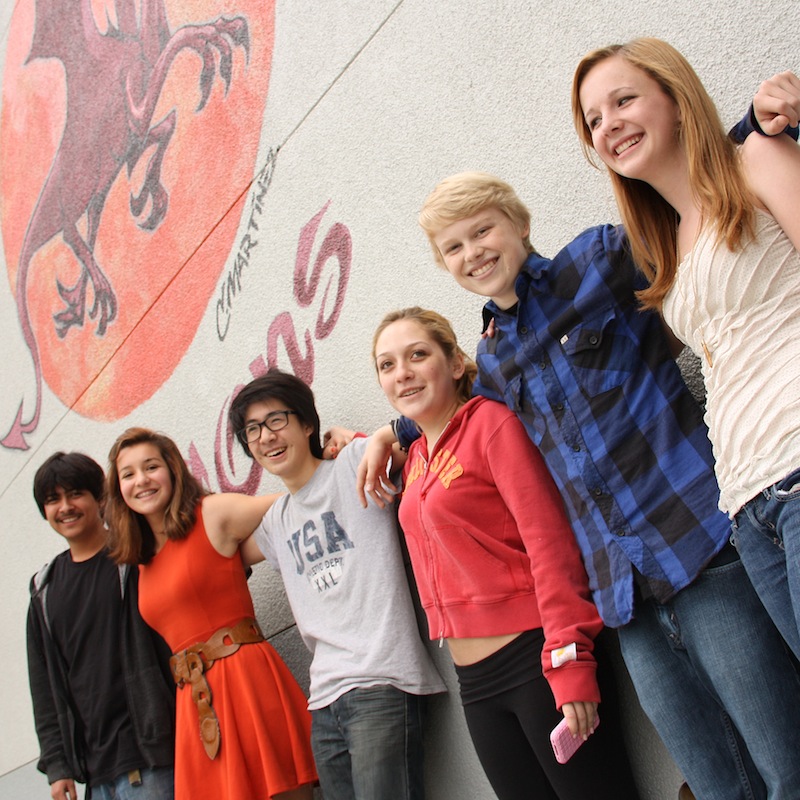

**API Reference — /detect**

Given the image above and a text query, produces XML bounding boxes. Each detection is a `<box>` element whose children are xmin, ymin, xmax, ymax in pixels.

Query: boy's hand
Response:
<box><xmin>356</xmin><ymin>425</ymin><xmax>398</xmax><ymax>508</ymax></box>
<box><xmin>481</xmin><ymin>317</ymin><xmax>496</xmax><ymax>340</ymax></box>
<box><xmin>50</xmin><ymin>778</ymin><xmax>78</xmax><ymax>800</ymax></box>
<box><xmin>753</xmin><ymin>71</ymin><xmax>800</xmax><ymax>134</ymax></box>
<box><xmin>323</xmin><ymin>426</ymin><xmax>357</xmax><ymax>459</ymax></box>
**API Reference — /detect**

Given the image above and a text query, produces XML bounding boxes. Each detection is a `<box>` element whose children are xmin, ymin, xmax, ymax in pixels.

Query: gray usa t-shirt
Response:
<box><xmin>255</xmin><ymin>437</ymin><xmax>446</xmax><ymax>709</ymax></box>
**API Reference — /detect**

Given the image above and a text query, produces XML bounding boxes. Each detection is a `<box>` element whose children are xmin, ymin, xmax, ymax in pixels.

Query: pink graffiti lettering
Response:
<box><xmin>191</xmin><ymin>202</ymin><xmax>352</xmax><ymax>492</ymax></box>
<box><xmin>267</xmin><ymin>312</ymin><xmax>314</xmax><ymax>385</ymax></box>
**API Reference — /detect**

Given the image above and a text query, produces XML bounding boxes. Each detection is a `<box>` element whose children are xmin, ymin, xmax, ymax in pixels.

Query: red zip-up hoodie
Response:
<box><xmin>399</xmin><ymin>396</ymin><xmax>603</xmax><ymax>708</ymax></box>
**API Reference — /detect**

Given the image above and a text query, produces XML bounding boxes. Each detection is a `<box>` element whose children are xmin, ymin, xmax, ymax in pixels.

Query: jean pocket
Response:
<box><xmin>774</xmin><ymin>466</ymin><xmax>800</xmax><ymax>500</ymax></box>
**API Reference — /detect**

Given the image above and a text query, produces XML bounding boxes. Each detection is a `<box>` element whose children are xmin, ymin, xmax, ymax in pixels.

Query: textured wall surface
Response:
<box><xmin>1</xmin><ymin>1</ymin><xmax>798</xmax><ymax>797</ymax></box>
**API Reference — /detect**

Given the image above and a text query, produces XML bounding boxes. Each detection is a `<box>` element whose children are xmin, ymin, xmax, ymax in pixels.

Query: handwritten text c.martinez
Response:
<box><xmin>216</xmin><ymin>148</ymin><xmax>277</xmax><ymax>341</ymax></box>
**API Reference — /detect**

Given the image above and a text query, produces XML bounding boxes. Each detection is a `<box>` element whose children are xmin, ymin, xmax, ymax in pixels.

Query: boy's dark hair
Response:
<box><xmin>229</xmin><ymin>369</ymin><xmax>324</xmax><ymax>460</ymax></box>
<box><xmin>33</xmin><ymin>452</ymin><xmax>105</xmax><ymax>518</ymax></box>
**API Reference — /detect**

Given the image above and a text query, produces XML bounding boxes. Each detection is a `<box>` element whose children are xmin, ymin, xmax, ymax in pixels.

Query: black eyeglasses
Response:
<box><xmin>238</xmin><ymin>411</ymin><xmax>298</xmax><ymax>444</ymax></box>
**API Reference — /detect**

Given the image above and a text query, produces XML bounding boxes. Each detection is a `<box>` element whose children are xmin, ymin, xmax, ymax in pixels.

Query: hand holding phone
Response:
<box><xmin>550</xmin><ymin>714</ymin><xmax>599</xmax><ymax>764</ymax></box>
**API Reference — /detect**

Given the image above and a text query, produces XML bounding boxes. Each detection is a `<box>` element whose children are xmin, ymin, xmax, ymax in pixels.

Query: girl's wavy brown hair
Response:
<box><xmin>106</xmin><ymin>427</ymin><xmax>207</xmax><ymax>564</ymax></box>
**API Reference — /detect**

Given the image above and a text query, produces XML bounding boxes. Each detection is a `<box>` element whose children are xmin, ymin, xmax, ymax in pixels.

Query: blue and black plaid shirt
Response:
<box><xmin>472</xmin><ymin>225</ymin><xmax>730</xmax><ymax>628</ymax></box>
<box><xmin>396</xmin><ymin>113</ymin><xmax>783</xmax><ymax>627</ymax></box>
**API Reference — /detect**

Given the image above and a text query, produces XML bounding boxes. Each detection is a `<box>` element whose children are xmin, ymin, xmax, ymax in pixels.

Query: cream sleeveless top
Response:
<box><xmin>662</xmin><ymin>209</ymin><xmax>800</xmax><ymax>515</ymax></box>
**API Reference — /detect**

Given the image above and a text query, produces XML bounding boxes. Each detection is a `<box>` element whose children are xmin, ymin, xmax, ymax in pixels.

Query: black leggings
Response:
<box><xmin>455</xmin><ymin>629</ymin><xmax>639</xmax><ymax>800</ymax></box>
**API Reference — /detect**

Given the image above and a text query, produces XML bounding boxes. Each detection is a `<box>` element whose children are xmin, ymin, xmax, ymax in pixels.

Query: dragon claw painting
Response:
<box><xmin>0</xmin><ymin>0</ymin><xmax>274</xmax><ymax>450</ymax></box>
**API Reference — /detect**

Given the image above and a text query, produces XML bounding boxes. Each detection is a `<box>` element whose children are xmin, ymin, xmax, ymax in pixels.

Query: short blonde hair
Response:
<box><xmin>372</xmin><ymin>307</ymin><xmax>477</xmax><ymax>405</ymax></box>
<box><xmin>419</xmin><ymin>172</ymin><xmax>535</xmax><ymax>267</ymax></box>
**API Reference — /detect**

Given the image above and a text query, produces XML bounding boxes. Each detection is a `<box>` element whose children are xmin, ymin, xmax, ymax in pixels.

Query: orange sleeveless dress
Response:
<box><xmin>138</xmin><ymin>504</ymin><xmax>317</xmax><ymax>798</ymax></box>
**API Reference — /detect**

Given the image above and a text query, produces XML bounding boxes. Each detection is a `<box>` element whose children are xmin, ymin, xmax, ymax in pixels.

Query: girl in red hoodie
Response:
<box><xmin>372</xmin><ymin>306</ymin><xmax>638</xmax><ymax>800</ymax></box>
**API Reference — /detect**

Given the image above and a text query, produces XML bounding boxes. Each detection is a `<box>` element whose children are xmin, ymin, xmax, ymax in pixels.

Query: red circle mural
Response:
<box><xmin>0</xmin><ymin>0</ymin><xmax>275</xmax><ymax>448</ymax></box>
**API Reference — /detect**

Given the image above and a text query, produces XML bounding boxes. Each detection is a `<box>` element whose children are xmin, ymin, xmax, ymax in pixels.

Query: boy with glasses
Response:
<box><xmin>229</xmin><ymin>369</ymin><xmax>445</xmax><ymax>800</ymax></box>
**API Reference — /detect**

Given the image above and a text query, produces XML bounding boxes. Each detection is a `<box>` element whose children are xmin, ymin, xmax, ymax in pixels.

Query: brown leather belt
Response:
<box><xmin>170</xmin><ymin>617</ymin><xmax>265</xmax><ymax>759</ymax></box>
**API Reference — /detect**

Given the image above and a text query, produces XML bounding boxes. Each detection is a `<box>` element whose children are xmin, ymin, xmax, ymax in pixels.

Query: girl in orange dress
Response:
<box><xmin>106</xmin><ymin>427</ymin><xmax>317</xmax><ymax>800</ymax></box>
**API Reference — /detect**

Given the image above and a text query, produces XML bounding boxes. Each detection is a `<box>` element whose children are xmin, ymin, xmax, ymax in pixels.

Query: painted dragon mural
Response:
<box><xmin>0</xmin><ymin>0</ymin><xmax>273</xmax><ymax>449</ymax></box>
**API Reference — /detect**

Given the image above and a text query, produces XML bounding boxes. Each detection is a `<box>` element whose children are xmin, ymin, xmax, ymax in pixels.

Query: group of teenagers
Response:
<box><xmin>26</xmin><ymin>38</ymin><xmax>800</xmax><ymax>800</ymax></box>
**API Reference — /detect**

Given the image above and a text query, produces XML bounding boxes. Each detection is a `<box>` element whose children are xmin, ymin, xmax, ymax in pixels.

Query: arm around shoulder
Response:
<box><xmin>201</xmin><ymin>491</ymin><xmax>282</xmax><ymax>557</ymax></box>
<box><xmin>741</xmin><ymin>131</ymin><xmax>800</xmax><ymax>251</ymax></box>
<box><xmin>356</xmin><ymin>424</ymin><xmax>400</xmax><ymax>509</ymax></box>
<box><xmin>322</xmin><ymin>426</ymin><xmax>358</xmax><ymax>459</ymax></box>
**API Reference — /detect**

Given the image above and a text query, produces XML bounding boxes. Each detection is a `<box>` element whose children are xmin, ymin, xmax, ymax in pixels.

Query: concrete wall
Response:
<box><xmin>1</xmin><ymin>1</ymin><xmax>797</xmax><ymax>797</ymax></box>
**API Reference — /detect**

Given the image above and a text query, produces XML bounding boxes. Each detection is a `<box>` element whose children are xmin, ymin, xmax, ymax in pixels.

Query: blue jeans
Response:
<box><xmin>618</xmin><ymin>556</ymin><xmax>800</xmax><ymax>800</ymax></box>
<box><xmin>732</xmin><ymin>466</ymin><xmax>800</xmax><ymax>659</ymax></box>
<box><xmin>310</xmin><ymin>685</ymin><xmax>425</xmax><ymax>800</ymax></box>
<box><xmin>93</xmin><ymin>767</ymin><xmax>174</xmax><ymax>800</ymax></box>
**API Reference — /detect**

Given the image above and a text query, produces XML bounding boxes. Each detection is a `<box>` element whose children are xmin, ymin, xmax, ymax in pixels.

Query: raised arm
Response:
<box><xmin>201</xmin><ymin>491</ymin><xmax>282</xmax><ymax>563</ymax></box>
<box><xmin>741</xmin><ymin>130</ymin><xmax>800</xmax><ymax>252</ymax></box>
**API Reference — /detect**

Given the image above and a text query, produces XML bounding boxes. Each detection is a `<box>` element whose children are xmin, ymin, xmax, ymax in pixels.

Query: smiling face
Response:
<box><xmin>244</xmin><ymin>399</ymin><xmax>318</xmax><ymax>492</ymax></box>
<box><xmin>43</xmin><ymin>485</ymin><xmax>105</xmax><ymax>547</ymax></box>
<box><xmin>116</xmin><ymin>442</ymin><xmax>174</xmax><ymax>526</ymax></box>
<box><xmin>578</xmin><ymin>54</ymin><xmax>683</xmax><ymax>188</ymax></box>
<box><xmin>374</xmin><ymin>319</ymin><xmax>465</xmax><ymax>439</ymax></box>
<box><xmin>433</xmin><ymin>207</ymin><xmax>529</xmax><ymax>310</ymax></box>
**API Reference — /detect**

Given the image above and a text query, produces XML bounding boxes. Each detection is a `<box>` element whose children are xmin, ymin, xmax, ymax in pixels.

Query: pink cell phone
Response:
<box><xmin>549</xmin><ymin>714</ymin><xmax>599</xmax><ymax>764</ymax></box>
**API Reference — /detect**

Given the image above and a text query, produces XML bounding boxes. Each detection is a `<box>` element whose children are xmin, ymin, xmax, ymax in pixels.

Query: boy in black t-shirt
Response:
<box><xmin>26</xmin><ymin>452</ymin><xmax>175</xmax><ymax>800</ymax></box>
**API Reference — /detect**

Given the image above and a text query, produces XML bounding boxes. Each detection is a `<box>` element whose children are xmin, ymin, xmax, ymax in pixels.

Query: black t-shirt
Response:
<box><xmin>48</xmin><ymin>550</ymin><xmax>143</xmax><ymax>786</ymax></box>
